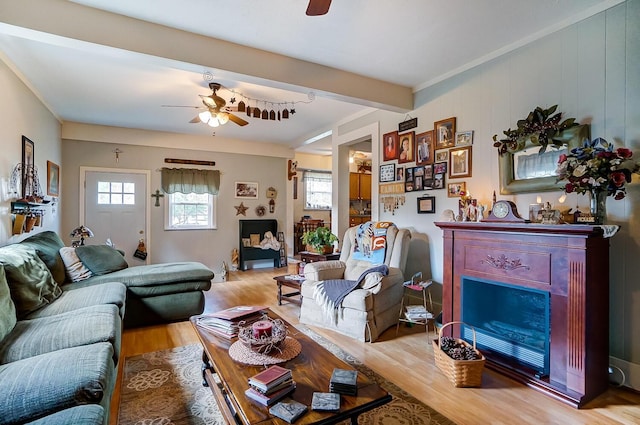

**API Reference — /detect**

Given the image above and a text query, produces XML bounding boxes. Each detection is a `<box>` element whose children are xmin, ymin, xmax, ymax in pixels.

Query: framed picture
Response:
<box><xmin>235</xmin><ymin>181</ymin><xmax>259</xmax><ymax>199</ymax></box>
<box><xmin>46</xmin><ymin>161</ymin><xmax>60</xmax><ymax>197</ymax></box>
<box><xmin>434</xmin><ymin>162</ymin><xmax>447</xmax><ymax>175</ymax></box>
<box><xmin>379</xmin><ymin>163</ymin><xmax>396</xmax><ymax>182</ymax></box>
<box><xmin>447</xmin><ymin>182</ymin><xmax>466</xmax><ymax>197</ymax></box>
<box><xmin>435</xmin><ymin>149</ymin><xmax>449</xmax><ymax>163</ymax></box>
<box><xmin>417</xmin><ymin>196</ymin><xmax>436</xmax><ymax>214</ymax></box>
<box><xmin>21</xmin><ymin>136</ymin><xmax>35</xmax><ymax>199</ymax></box>
<box><xmin>434</xmin><ymin>117</ymin><xmax>456</xmax><ymax>149</ymax></box>
<box><xmin>433</xmin><ymin>173</ymin><xmax>445</xmax><ymax>189</ymax></box>
<box><xmin>404</xmin><ymin>166</ymin><xmax>414</xmax><ymax>192</ymax></box>
<box><xmin>242</xmin><ymin>238</ymin><xmax>251</xmax><ymax>247</ymax></box>
<box><xmin>249</xmin><ymin>234</ymin><xmax>261</xmax><ymax>246</ymax></box>
<box><xmin>398</xmin><ymin>131</ymin><xmax>415</xmax><ymax>164</ymax></box>
<box><xmin>412</xmin><ymin>166</ymin><xmax>424</xmax><ymax>191</ymax></box>
<box><xmin>423</xmin><ymin>164</ymin><xmax>433</xmax><ymax>180</ymax></box>
<box><xmin>455</xmin><ymin>130</ymin><xmax>474</xmax><ymax>146</ymax></box>
<box><xmin>382</xmin><ymin>131</ymin><xmax>399</xmax><ymax>161</ymax></box>
<box><xmin>415</xmin><ymin>130</ymin><xmax>435</xmax><ymax>166</ymax></box>
<box><xmin>449</xmin><ymin>146</ymin><xmax>472</xmax><ymax>178</ymax></box>
<box><xmin>396</xmin><ymin>166</ymin><xmax>405</xmax><ymax>182</ymax></box>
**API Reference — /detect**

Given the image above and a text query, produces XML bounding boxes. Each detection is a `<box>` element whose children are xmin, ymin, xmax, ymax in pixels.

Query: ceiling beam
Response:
<box><xmin>0</xmin><ymin>0</ymin><xmax>413</xmax><ymax>112</ymax></box>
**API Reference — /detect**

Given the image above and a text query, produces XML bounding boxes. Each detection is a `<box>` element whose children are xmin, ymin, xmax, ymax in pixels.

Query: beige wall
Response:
<box><xmin>341</xmin><ymin>1</ymin><xmax>640</xmax><ymax>388</ymax></box>
<box><xmin>0</xmin><ymin>56</ymin><xmax>61</xmax><ymax>244</ymax></box>
<box><xmin>61</xmin><ymin>139</ymin><xmax>289</xmax><ymax>279</ymax></box>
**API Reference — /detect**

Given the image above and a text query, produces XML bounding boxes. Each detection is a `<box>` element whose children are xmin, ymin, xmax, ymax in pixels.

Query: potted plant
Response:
<box><xmin>301</xmin><ymin>226</ymin><xmax>338</xmax><ymax>254</ymax></box>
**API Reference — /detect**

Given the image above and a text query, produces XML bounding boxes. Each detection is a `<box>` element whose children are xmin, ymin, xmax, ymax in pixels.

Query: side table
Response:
<box><xmin>396</xmin><ymin>279</ymin><xmax>435</xmax><ymax>338</ymax></box>
<box><xmin>272</xmin><ymin>275</ymin><xmax>305</xmax><ymax>305</ymax></box>
<box><xmin>299</xmin><ymin>251</ymin><xmax>341</xmax><ymax>263</ymax></box>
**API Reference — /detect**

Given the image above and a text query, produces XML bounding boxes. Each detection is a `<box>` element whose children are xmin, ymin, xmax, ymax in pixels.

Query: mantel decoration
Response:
<box><xmin>493</xmin><ymin>105</ymin><xmax>579</xmax><ymax>155</ymax></box>
<box><xmin>556</xmin><ymin>137</ymin><xmax>640</xmax><ymax>224</ymax></box>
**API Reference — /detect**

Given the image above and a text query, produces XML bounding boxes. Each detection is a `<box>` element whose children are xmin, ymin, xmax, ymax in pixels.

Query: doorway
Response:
<box><xmin>79</xmin><ymin>167</ymin><xmax>151</xmax><ymax>264</ymax></box>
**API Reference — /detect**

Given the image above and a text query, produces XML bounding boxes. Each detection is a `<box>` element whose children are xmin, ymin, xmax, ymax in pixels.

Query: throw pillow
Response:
<box><xmin>59</xmin><ymin>247</ymin><xmax>93</xmax><ymax>282</ymax></box>
<box><xmin>19</xmin><ymin>231</ymin><xmax>66</xmax><ymax>284</ymax></box>
<box><xmin>0</xmin><ymin>266</ymin><xmax>17</xmax><ymax>343</ymax></box>
<box><xmin>0</xmin><ymin>244</ymin><xmax>63</xmax><ymax>319</ymax></box>
<box><xmin>75</xmin><ymin>245</ymin><xmax>128</xmax><ymax>276</ymax></box>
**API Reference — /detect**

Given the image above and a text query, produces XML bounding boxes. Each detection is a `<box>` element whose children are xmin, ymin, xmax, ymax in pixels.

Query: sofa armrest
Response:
<box><xmin>0</xmin><ymin>343</ymin><xmax>114</xmax><ymax>424</ymax></box>
<box><xmin>302</xmin><ymin>260</ymin><xmax>345</xmax><ymax>282</ymax></box>
<box><xmin>369</xmin><ymin>267</ymin><xmax>404</xmax><ymax>294</ymax></box>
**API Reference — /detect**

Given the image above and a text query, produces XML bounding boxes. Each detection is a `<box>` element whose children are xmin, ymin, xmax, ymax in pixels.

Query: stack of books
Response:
<box><xmin>245</xmin><ymin>365</ymin><xmax>296</xmax><ymax>406</ymax></box>
<box><xmin>329</xmin><ymin>368</ymin><xmax>358</xmax><ymax>396</ymax></box>
<box><xmin>195</xmin><ymin>305</ymin><xmax>266</xmax><ymax>340</ymax></box>
<box><xmin>404</xmin><ymin>304</ymin><xmax>433</xmax><ymax>321</ymax></box>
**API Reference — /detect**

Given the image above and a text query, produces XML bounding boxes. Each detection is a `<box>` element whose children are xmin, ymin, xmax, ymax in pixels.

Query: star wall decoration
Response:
<box><xmin>234</xmin><ymin>202</ymin><xmax>249</xmax><ymax>216</ymax></box>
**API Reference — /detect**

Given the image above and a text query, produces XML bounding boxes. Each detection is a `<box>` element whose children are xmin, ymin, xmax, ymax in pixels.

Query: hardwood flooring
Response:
<box><xmin>110</xmin><ymin>267</ymin><xmax>640</xmax><ymax>425</ymax></box>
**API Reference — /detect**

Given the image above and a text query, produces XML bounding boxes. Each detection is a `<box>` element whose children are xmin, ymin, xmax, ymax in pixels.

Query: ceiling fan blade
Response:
<box><xmin>228</xmin><ymin>113</ymin><xmax>249</xmax><ymax>126</ymax></box>
<box><xmin>161</xmin><ymin>105</ymin><xmax>202</xmax><ymax>109</ymax></box>
<box><xmin>306</xmin><ymin>0</ymin><xmax>331</xmax><ymax>16</ymax></box>
<box><xmin>189</xmin><ymin>116</ymin><xmax>201</xmax><ymax>123</ymax></box>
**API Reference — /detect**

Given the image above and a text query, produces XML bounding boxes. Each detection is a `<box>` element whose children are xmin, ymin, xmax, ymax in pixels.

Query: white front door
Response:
<box><xmin>80</xmin><ymin>167</ymin><xmax>150</xmax><ymax>264</ymax></box>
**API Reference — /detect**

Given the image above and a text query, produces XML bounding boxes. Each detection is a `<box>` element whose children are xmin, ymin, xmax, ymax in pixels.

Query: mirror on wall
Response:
<box><xmin>498</xmin><ymin>124</ymin><xmax>590</xmax><ymax>194</ymax></box>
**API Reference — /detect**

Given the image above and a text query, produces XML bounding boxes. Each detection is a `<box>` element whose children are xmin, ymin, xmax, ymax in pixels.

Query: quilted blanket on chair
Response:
<box><xmin>313</xmin><ymin>264</ymin><xmax>389</xmax><ymax>323</ymax></box>
<box><xmin>351</xmin><ymin>221</ymin><xmax>393</xmax><ymax>264</ymax></box>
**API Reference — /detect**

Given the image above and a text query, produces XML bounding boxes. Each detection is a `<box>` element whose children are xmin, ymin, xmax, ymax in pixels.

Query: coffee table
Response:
<box><xmin>190</xmin><ymin>310</ymin><xmax>391</xmax><ymax>424</ymax></box>
<box><xmin>272</xmin><ymin>275</ymin><xmax>304</xmax><ymax>305</ymax></box>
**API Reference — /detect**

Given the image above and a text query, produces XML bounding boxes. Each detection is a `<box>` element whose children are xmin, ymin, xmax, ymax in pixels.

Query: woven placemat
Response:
<box><xmin>228</xmin><ymin>336</ymin><xmax>301</xmax><ymax>365</ymax></box>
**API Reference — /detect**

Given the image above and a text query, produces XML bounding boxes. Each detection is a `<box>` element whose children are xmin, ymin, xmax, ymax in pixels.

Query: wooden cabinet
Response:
<box><xmin>349</xmin><ymin>216</ymin><xmax>369</xmax><ymax>227</ymax></box>
<box><xmin>349</xmin><ymin>173</ymin><xmax>371</xmax><ymax>200</ymax></box>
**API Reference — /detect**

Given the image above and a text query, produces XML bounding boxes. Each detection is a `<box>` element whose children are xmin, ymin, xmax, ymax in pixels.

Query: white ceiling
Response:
<box><xmin>0</xmin><ymin>0</ymin><xmax>620</xmax><ymax>155</ymax></box>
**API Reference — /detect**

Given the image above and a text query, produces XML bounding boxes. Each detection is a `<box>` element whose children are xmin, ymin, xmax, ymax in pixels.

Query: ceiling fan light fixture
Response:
<box><xmin>208</xmin><ymin>117</ymin><xmax>220</xmax><ymax>127</ymax></box>
<box><xmin>217</xmin><ymin>112</ymin><xmax>229</xmax><ymax>125</ymax></box>
<box><xmin>198</xmin><ymin>110</ymin><xmax>212</xmax><ymax>123</ymax></box>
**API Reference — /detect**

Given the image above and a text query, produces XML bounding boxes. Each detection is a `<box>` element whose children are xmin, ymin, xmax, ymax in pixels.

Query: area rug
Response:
<box><xmin>118</xmin><ymin>326</ymin><xmax>456</xmax><ymax>425</ymax></box>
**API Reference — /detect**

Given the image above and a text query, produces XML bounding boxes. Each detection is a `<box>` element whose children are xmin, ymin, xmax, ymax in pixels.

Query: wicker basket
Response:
<box><xmin>432</xmin><ymin>321</ymin><xmax>486</xmax><ymax>387</ymax></box>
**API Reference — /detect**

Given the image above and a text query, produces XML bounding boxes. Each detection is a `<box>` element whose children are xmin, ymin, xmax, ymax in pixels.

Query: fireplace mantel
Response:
<box><xmin>435</xmin><ymin>221</ymin><xmax>610</xmax><ymax>407</ymax></box>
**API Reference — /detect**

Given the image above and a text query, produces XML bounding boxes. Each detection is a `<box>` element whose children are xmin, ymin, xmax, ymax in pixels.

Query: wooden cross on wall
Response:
<box><xmin>151</xmin><ymin>189</ymin><xmax>164</xmax><ymax>207</ymax></box>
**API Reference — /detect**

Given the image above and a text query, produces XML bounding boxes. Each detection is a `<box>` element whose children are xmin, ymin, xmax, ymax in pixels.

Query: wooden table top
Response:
<box><xmin>190</xmin><ymin>310</ymin><xmax>390</xmax><ymax>424</ymax></box>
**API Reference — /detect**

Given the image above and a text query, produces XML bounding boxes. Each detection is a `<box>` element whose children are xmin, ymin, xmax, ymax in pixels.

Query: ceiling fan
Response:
<box><xmin>188</xmin><ymin>82</ymin><xmax>249</xmax><ymax>127</ymax></box>
<box><xmin>306</xmin><ymin>0</ymin><xmax>331</xmax><ymax>16</ymax></box>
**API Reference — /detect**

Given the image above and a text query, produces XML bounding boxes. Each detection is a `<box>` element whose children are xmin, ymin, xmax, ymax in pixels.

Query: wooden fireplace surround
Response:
<box><xmin>435</xmin><ymin>221</ymin><xmax>610</xmax><ymax>407</ymax></box>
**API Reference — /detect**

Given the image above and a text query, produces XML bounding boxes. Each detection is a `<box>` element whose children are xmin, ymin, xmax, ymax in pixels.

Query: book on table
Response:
<box><xmin>248</xmin><ymin>365</ymin><xmax>292</xmax><ymax>393</ymax></box>
<box><xmin>195</xmin><ymin>305</ymin><xmax>266</xmax><ymax>339</ymax></box>
<box><xmin>244</xmin><ymin>382</ymin><xmax>296</xmax><ymax>406</ymax></box>
<box><xmin>269</xmin><ymin>398</ymin><xmax>308</xmax><ymax>423</ymax></box>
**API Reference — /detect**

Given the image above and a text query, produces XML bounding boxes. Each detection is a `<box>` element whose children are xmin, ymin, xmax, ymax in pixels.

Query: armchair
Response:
<box><xmin>299</xmin><ymin>223</ymin><xmax>411</xmax><ymax>342</ymax></box>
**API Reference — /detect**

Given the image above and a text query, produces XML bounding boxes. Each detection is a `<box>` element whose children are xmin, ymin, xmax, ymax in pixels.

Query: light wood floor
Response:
<box><xmin>110</xmin><ymin>267</ymin><xmax>640</xmax><ymax>425</ymax></box>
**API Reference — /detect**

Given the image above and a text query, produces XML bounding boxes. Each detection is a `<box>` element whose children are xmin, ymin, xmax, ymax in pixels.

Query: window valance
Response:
<box><xmin>161</xmin><ymin>168</ymin><xmax>220</xmax><ymax>194</ymax></box>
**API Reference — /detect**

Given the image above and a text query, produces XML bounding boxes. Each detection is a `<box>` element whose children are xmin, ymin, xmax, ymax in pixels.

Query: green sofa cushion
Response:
<box><xmin>0</xmin><ymin>245</ymin><xmax>63</xmax><ymax>319</ymax></box>
<box><xmin>25</xmin><ymin>405</ymin><xmax>104</xmax><ymax>425</ymax></box>
<box><xmin>0</xmin><ymin>265</ymin><xmax>17</xmax><ymax>343</ymax></box>
<box><xmin>0</xmin><ymin>304</ymin><xmax>121</xmax><ymax>364</ymax></box>
<box><xmin>0</xmin><ymin>343</ymin><xmax>114</xmax><ymax>424</ymax></box>
<box><xmin>20</xmin><ymin>231</ymin><xmax>67</xmax><ymax>284</ymax></box>
<box><xmin>75</xmin><ymin>245</ymin><xmax>128</xmax><ymax>276</ymax></box>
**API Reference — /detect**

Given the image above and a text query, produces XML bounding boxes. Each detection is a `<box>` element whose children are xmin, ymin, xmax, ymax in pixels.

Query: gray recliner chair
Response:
<box><xmin>299</xmin><ymin>223</ymin><xmax>411</xmax><ymax>342</ymax></box>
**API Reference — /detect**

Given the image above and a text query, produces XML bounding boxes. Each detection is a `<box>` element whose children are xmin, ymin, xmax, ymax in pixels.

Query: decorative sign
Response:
<box><xmin>379</xmin><ymin>182</ymin><xmax>405</xmax><ymax>195</ymax></box>
<box><xmin>398</xmin><ymin>117</ymin><xmax>418</xmax><ymax>133</ymax></box>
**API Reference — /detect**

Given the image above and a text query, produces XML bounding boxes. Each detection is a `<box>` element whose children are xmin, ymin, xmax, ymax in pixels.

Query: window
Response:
<box><xmin>165</xmin><ymin>192</ymin><xmax>216</xmax><ymax>230</ymax></box>
<box><xmin>97</xmin><ymin>181</ymin><xmax>135</xmax><ymax>205</ymax></box>
<box><xmin>304</xmin><ymin>170</ymin><xmax>332</xmax><ymax>210</ymax></box>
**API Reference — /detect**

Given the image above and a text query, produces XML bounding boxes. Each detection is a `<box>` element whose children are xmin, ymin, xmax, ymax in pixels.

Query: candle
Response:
<box><xmin>252</xmin><ymin>320</ymin><xmax>273</xmax><ymax>339</ymax></box>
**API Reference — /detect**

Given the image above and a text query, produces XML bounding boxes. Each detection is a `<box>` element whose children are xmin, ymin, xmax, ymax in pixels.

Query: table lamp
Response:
<box><xmin>70</xmin><ymin>225</ymin><xmax>94</xmax><ymax>246</ymax></box>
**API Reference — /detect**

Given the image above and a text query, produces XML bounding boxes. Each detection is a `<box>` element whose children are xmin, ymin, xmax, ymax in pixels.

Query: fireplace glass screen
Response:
<box><xmin>461</xmin><ymin>277</ymin><xmax>550</xmax><ymax>377</ymax></box>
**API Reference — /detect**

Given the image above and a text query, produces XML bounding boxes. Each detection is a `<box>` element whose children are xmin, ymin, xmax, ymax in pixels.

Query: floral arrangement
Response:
<box><xmin>556</xmin><ymin>137</ymin><xmax>640</xmax><ymax>200</ymax></box>
<box><xmin>493</xmin><ymin>105</ymin><xmax>579</xmax><ymax>155</ymax></box>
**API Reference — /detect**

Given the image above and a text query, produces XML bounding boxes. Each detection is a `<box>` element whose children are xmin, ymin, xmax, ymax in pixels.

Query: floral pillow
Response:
<box><xmin>59</xmin><ymin>247</ymin><xmax>93</xmax><ymax>282</ymax></box>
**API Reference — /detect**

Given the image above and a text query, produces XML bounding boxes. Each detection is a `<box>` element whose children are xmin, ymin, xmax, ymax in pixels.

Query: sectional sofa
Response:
<box><xmin>0</xmin><ymin>231</ymin><xmax>214</xmax><ymax>424</ymax></box>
